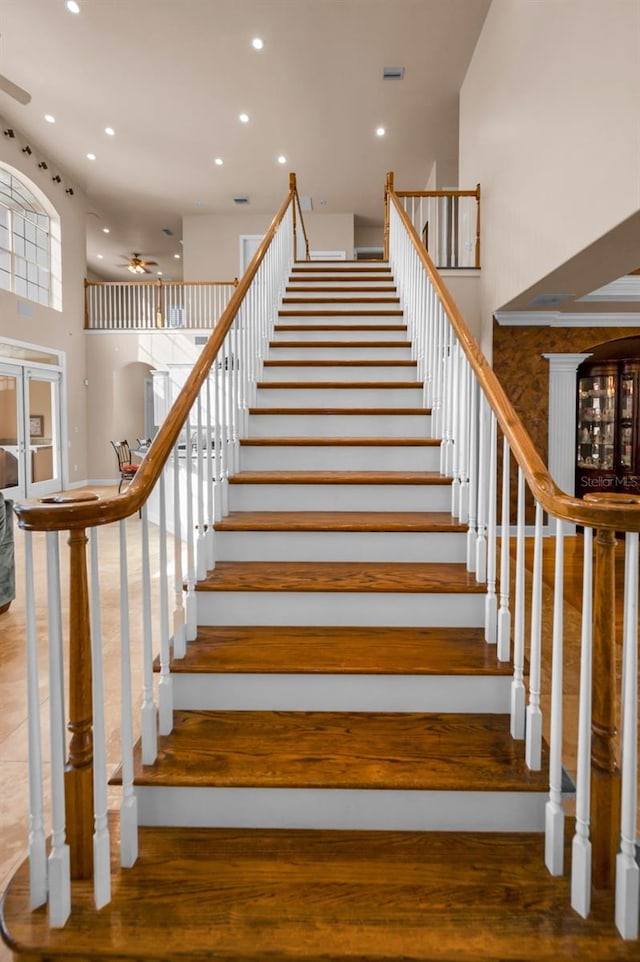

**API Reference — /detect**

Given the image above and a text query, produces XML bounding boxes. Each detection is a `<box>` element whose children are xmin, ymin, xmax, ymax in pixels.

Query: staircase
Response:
<box><xmin>3</xmin><ymin>261</ymin><xmax>637</xmax><ymax>961</ymax></box>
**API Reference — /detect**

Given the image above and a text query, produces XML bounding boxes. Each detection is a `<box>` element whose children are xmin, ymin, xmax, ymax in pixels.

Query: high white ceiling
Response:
<box><xmin>0</xmin><ymin>0</ymin><xmax>491</xmax><ymax>280</ymax></box>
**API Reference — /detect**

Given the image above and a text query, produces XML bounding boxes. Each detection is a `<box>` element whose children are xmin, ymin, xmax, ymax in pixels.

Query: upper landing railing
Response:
<box><xmin>384</xmin><ymin>171</ymin><xmax>481</xmax><ymax>269</ymax></box>
<box><xmin>84</xmin><ymin>278</ymin><xmax>239</xmax><ymax>332</ymax></box>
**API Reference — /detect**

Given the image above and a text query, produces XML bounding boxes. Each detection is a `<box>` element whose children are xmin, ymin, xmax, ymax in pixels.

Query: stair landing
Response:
<box><xmin>3</xmin><ymin>822</ymin><xmax>638</xmax><ymax>962</ymax></box>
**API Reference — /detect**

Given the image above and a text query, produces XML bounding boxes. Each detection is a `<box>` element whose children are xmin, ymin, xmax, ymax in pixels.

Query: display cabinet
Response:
<box><xmin>576</xmin><ymin>360</ymin><xmax>639</xmax><ymax>496</ymax></box>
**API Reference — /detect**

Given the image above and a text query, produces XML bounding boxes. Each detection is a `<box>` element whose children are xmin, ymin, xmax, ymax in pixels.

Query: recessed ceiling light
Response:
<box><xmin>174</xmin><ymin>253</ymin><xmax>181</xmax><ymax>259</ymax></box>
<box><xmin>44</xmin><ymin>114</ymin><xmax>56</xmax><ymax>124</ymax></box>
<box><xmin>66</xmin><ymin>1</ymin><xmax>81</xmax><ymax>13</ymax></box>
<box><xmin>96</xmin><ymin>254</ymin><xmax>103</xmax><ymax>259</ymax></box>
<box><xmin>277</xmin><ymin>155</ymin><xmax>287</xmax><ymax>164</ymax></box>
<box><xmin>157</xmin><ymin>271</ymin><xmax>163</xmax><ymax>276</ymax></box>
<box><xmin>102</xmin><ymin>227</ymin><xmax>110</xmax><ymax>233</ymax></box>
<box><xmin>239</xmin><ymin>113</ymin><xmax>249</xmax><ymax>124</ymax></box>
<box><xmin>86</xmin><ymin>152</ymin><xmax>96</xmax><ymax>160</ymax></box>
<box><xmin>104</xmin><ymin>127</ymin><xmax>115</xmax><ymax>136</ymax></box>
<box><xmin>214</xmin><ymin>157</ymin><xmax>223</xmax><ymax>166</ymax></box>
<box><xmin>376</xmin><ymin>127</ymin><xmax>386</xmax><ymax>137</ymax></box>
<box><xmin>251</xmin><ymin>37</ymin><xmax>264</xmax><ymax>50</ymax></box>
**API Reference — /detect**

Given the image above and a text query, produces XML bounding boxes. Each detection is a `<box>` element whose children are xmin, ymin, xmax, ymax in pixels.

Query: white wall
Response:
<box><xmin>0</xmin><ymin>124</ymin><xmax>89</xmax><ymax>486</ymax></box>
<box><xmin>183</xmin><ymin>210</ymin><xmax>355</xmax><ymax>279</ymax></box>
<box><xmin>459</xmin><ymin>0</ymin><xmax>640</xmax><ymax>348</ymax></box>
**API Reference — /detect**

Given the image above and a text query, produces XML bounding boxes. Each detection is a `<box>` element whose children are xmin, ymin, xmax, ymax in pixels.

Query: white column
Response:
<box><xmin>543</xmin><ymin>353</ymin><xmax>592</xmax><ymax>533</ymax></box>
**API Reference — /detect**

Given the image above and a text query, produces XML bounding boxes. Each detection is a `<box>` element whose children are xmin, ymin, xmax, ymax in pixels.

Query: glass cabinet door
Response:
<box><xmin>619</xmin><ymin>372</ymin><xmax>634</xmax><ymax>470</ymax></box>
<box><xmin>577</xmin><ymin>372</ymin><xmax>616</xmax><ymax>471</ymax></box>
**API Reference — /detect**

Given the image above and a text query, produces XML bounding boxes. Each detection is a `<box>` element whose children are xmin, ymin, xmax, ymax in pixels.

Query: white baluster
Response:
<box><xmin>172</xmin><ymin>440</ymin><xmax>186</xmax><ymax>659</ymax></box>
<box><xmin>184</xmin><ymin>412</ymin><xmax>198</xmax><ymax>642</ymax></box>
<box><xmin>450</xmin><ymin>344</ymin><xmax>460</xmax><ymax>515</ymax></box>
<box><xmin>195</xmin><ymin>392</ymin><xmax>207</xmax><ymax>581</ymax></box>
<box><xmin>615</xmin><ymin>530</ymin><xmax>639</xmax><ymax>939</ymax></box>
<box><xmin>571</xmin><ymin>526</ymin><xmax>593</xmax><ymax>918</ymax></box>
<box><xmin>466</xmin><ymin>378</ymin><xmax>478</xmax><ymax>573</ymax></box>
<box><xmin>525</xmin><ymin>500</ymin><xmax>543</xmax><ymax>769</ymax></box>
<box><xmin>458</xmin><ymin>359</ymin><xmax>469</xmax><ymax>523</ymax></box>
<box><xmin>140</xmin><ymin>503</ymin><xmax>157</xmax><ymax>764</ymax></box>
<box><xmin>484</xmin><ymin>411</ymin><xmax>497</xmax><ymax>643</ymax></box>
<box><xmin>510</xmin><ymin>467</ymin><xmax>526</xmax><ymax>739</ymax></box>
<box><xmin>118</xmin><ymin>520</ymin><xmax>138</xmax><ymax>868</ymax></box>
<box><xmin>545</xmin><ymin>517</ymin><xmax>565</xmax><ymax>876</ymax></box>
<box><xmin>475</xmin><ymin>395</ymin><xmax>488</xmax><ymax>583</ymax></box>
<box><xmin>24</xmin><ymin>531</ymin><xmax>47</xmax><ymax>909</ymax></box>
<box><xmin>497</xmin><ymin>437</ymin><xmax>512</xmax><ymax>662</ymax></box>
<box><xmin>158</xmin><ymin>467</ymin><xmax>173</xmax><ymax>734</ymax></box>
<box><xmin>45</xmin><ymin>531</ymin><xmax>71</xmax><ymax>927</ymax></box>
<box><xmin>205</xmin><ymin>374</ymin><xmax>215</xmax><ymax>568</ymax></box>
<box><xmin>88</xmin><ymin>527</ymin><xmax>111</xmax><ymax>909</ymax></box>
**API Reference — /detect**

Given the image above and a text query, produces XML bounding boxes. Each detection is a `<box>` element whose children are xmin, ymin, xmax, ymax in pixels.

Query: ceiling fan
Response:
<box><xmin>119</xmin><ymin>253</ymin><xmax>159</xmax><ymax>275</ymax></box>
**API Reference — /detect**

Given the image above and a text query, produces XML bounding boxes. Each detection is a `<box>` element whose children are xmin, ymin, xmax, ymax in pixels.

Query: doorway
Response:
<box><xmin>0</xmin><ymin>361</ymin><xmax>63</xmax><ymax>499</ymax></box>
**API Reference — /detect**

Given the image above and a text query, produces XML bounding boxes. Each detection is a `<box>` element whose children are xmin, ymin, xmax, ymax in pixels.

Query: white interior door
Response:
<box><xmin>239</xmin><ymin>235</ymin><xmax>263</xmax><ymax>275</ymax></box>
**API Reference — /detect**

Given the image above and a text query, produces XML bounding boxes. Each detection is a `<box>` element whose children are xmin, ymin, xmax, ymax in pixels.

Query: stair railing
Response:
<box><xmin>11</xmin><ymin>174</ymin><xmax>308</xmax><ymax>927</ymax></box>
<box><xmin>84</xmin><ymin>278</ymin><xmax>239</xmax><ymax>331</ymax></box>
<box><xmin>386</xmin><ymin>171</ymin><xmax>639</xmax><ymax>939</ymax></box>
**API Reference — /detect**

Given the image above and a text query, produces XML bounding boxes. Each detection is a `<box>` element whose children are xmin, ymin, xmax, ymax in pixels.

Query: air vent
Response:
<box><xmin>162</xmin><ymin>227</ymin><xmax>174</xmax><ymax>236</ymax></box>
<box><xmin>383</xmin><ymin>67</ymin><xmax>404</xmax><ymax>80</ymax></box>
<box><xmin>528</xmin><ymin>293</ymin><xmax>571</xmax><ymax>307</ymax></box>
<box><xmin>233</xmin><ymin>196</ymin><xmax>250</xmax><ymax>205</ymax></box>
<box><xmin>194</xmin><ymin>335</ymin><xmax>208</xmax><ymax>345</ymax></box>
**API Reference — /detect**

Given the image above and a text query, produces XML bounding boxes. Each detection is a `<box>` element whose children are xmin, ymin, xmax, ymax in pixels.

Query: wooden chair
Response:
<box><xmin>111</xmin><ymin>440</ymin><xmax>138</xmax><ymax>493</ymax></box>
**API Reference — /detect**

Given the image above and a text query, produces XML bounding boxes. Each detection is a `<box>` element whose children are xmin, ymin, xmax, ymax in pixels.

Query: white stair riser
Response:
<box><xmin>215</xmin><ymin>529</ymin><xmax>466</xmax><ymax>562</ymax></box>
<box><xmin>239</xmin><ymin>445</ymin><xmax>440</xmax><ymax>471</ymax></box>
<box><xmin>272</xmin><ymin>327</ymin><xmax>406</xmax><ymax>342</ymax></box>
<box><xmin>172</xmin><ymin>673</ymin><xmax>511</xmax><ymax>713</ymax></box>
<box><xmin>284</xmin><ymin>290</ymin><xmax>397</xmax><ymax>300</ymax></box>
<box><xmin>260</xmin><ymin>364</ymin><xmax>419</xmax><ymax>382</ymax></box>
<box><xmin>196</xmin><ymin>590</ymin><xmax>484</xmax><ymax>627</ymax></box>
<box><xmin>248</xmin><ymin>412</ymin><xmax>430</xmax><ymax>437</ymax></box>
<box><xmin>254</xmin><ymin>387</ymin><xmax>423</xmax><ymax>407</ymax></box>
<box><xmin>227</xmin><ymin>483</ymin><xmax>450</xmax><ymax>511</ymax></box>
<box><xmin>135</xmin><ymin>786</ymin><xmax>546</xmax><ymax>832</ymax></box>
<box><xmin>267</xmin><ymin>346</ymin><xmax>413</xmax><ymax>360</ymax></box>
<box><xmin>275</xmin><ymin>313</ymin><xmax>400</xmax><ymax>326</ymax></box>
<box><xmin>280</xmin><ymin>303</ymin><xmax>402</xmax><ymax>314</ymax></box>
<box><xmin>290</xmin><ymin>273</ymin><xmax>392</xmax><ymax>283</ymax></box>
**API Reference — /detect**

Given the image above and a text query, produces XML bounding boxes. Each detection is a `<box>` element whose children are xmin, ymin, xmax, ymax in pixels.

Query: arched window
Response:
<box><xmin>0</xmin><ymin>166</ymin><xmax>62</xmax><ymax>310</ymax></box>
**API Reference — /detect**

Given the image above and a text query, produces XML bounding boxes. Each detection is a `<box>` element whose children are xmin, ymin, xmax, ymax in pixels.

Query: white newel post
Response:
<box><xmin>543</xmin><ymin>353</ymin><xmax>592</xmax><ymax>533</ymax></box>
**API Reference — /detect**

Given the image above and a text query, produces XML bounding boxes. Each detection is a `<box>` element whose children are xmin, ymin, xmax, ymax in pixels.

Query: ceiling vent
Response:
<box><xmin>233</xmin><ymin>196</ymin><xmax>250</xmax><ymax>206</ymax></box>
<box><xmin>528</xmin><ymin>293</ymin><xmax>572</xmax><ymax>307</ymax></box>
<box><xmin>383</xmin><ymin>67</ymin><xmax>404</xmax><ymax>80</ymax></box>
<box><xmin>161</xmin><ymin>227</ymin><xmax>174</xmax><ymax>236</ymax></box>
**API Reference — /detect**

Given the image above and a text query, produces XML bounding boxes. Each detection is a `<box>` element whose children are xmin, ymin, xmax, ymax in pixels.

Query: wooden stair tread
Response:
<box><xmin>120</xmin><ymin>710</ymin><xmax>548</xmax><ymax>791</ymax></box>
<box><xmin>214</xmin><ymin>510</ymin><xmax>465</xmax><ymax>531</ymax></box>
<box><xmin>164</xmin><ymin>625</ymin><xmax>508</xmax><ymax>676</ymax></box>
<box><xmin>263</xmin><ymin>359</ymin><xmax>417</xmax><ymax>367</ymax></box>
<box><xmin>285</xmin><ymin>285</ymin><xmax>397</xmax><ymax>292</ymax></box>
<box><xmin>195</xmin><ymin>561</ymin><xmax>483</xmax><ymax>593</ymax></box>
<box><xmin>268</xmin><ymin>340</ymin><xmax>410</xmax><ymax>348</ymax></box>
<box><xmin>227</xmin><ymin>471</ymin><xmax>447</xmax><ymax>484</ymax></box>
<box><xmin>281</xmin><ymin>297</ymin><xmax>401</xmax><ymax>304</ymax></box>
<box><xmin>274</xmin><ymin>324</ymin><xmax>407</xmax><ymax>331</ymax></box>
<box><xmin>248</xmin><ymin>407</ymin><xmax>430</xmax><ymax>415</ymax></box>
<box><xmin>240</xmin><ymin>437</ymin><xmax>440</xmax><ymax>447</ymax></box>
<box><xmin>256</xmin><ymin>380</ymin><xmax>423</xmax><ymax>389</ymax></box>
<box><xmin>5</xmin><ymin>823</ymin><xmax>636</xmax><ymax>962</ymax></box>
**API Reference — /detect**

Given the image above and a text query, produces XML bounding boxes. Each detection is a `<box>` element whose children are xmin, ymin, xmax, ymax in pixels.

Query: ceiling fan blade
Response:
<box><xmin>143</xmin><ymin>261</ymin><xmax>158</xmax><ymax>267</ymax></box>
<box><xmin>0</xmin><ymin>73</ymin><xmax>31</xmax><ymax>105</ymax></box>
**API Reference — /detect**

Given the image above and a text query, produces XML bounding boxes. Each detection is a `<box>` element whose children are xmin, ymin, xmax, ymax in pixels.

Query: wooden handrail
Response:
<box><xmin>389</xmin><ymin>189</ymin><xmax>640</xmax><ymax>532</ymax></box>
<box><xmin>84</xmin><ymin>279</ymin><xmax>239</xmax><ymax>288</ymax></box>
<box><xmin>15</xmin><ymin>181</ymin><xmax>297</xmax><ymax>532</ymax></box>
<box><xmin>395</xmin><ymin>187</ymin><xmax>481</xmax><ymax>199</ymax></box>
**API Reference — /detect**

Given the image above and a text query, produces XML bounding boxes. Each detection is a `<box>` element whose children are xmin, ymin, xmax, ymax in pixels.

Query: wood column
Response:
<box><xmin>383</xmin><ymin>171</ymin><xmax>394</xmax><ymax>261</ymax></box>
<box><xmin>289</xmin><ymin>173</ymin><xmax>298</xmax><ymax>260</ymax></box>
<box><xmin>590</xmin><ymin>526</ymin><xmax>621</xmax><ymax>889</ymax></box>
<box><xmin>474</xmin><ymin>183</ymin><xmax>481</xmax><ymax>269</ymax></box>
<box><xmin>65</xmin><ymin>527</ymin><xmax>94</xmax><ymax>879</ymax></box>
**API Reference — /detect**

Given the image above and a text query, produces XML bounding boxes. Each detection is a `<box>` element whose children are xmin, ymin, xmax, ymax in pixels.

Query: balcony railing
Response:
<box><xmin>84</xmin><ymin>278</ymin><xmax>239</xmax><ymax>331</ymax></box>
